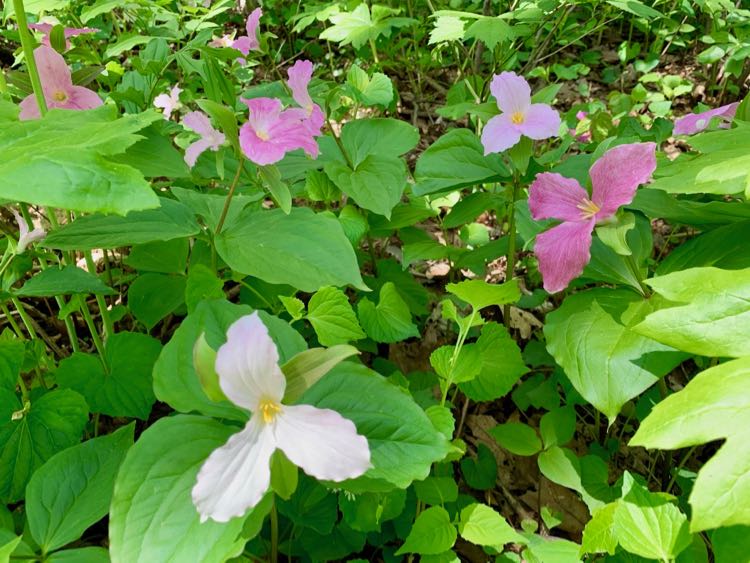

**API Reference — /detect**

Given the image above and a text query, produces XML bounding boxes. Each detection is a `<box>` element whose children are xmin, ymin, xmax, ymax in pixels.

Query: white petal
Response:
<box><xmin>215</xmin><ymin>312</ymin><xmax>286</xmax><ymax>410</ymax></box>
<box><xmin>192</xmin><ymin>416</ymin><xmax>276</xmax><ymax>523</ymax></box>
<box><xmin>274</xmin><ymin>405</ymin><xmax>371</xmax><ymax>482</ymax></box>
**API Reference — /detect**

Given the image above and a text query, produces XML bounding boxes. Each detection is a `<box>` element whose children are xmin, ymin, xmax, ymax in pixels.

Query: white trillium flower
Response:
<box><xmin>12</xmin><ymin>209</ymin><xmax>46</xmax><ymax>254</ymax></box>
<box><xmin>191</xmin><ymin>312</ymin><xmax>371</xmax><ymax>523</ymax></box>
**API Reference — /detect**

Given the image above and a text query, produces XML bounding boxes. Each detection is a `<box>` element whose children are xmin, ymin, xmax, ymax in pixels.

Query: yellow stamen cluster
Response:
<box><xmin>511</xmin><ymin>111</ymin><xmax>525</xmax><ymax>125</ymax></box>
<box><xmin>52</xmin><ymin>90</ymin><xmax>68</xmax><ymax>102</ymax></box>
<box><xmin>258</xmin><ymin>398</ymin><xmax>281</xmax><ymax>424</ymax></box>
<box><xmin>577</xmin><ymin>198</ymin><xmax>601</xmax><ymax>219</ymax></box>
<box><xmin>256</xmin><ymin>130</ymin><xmax>270</xmax><ymax>141</ymax></box>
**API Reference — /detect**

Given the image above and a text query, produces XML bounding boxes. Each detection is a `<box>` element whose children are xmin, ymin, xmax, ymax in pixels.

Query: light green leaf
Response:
<box><xmin>216</xmin><ymin>207</ymin><xmax>366</xmax><ymax>292</ymax></box>
<box><xmin>634</xmin><ymin>267</ymin><xmax>750</xmax><ymax>358</ymax></box>
<box><xmin>347</xmin><ymin>65</ymin><xmax>393</xmax><ymax>106</ymax></box>
<box><xmin>489</xmin><ymin>422</ymin><xmax>542</xmax><ymax>456</ymax></box>
<box><xmin>430</xmin><ymin>344</ymin><xmax>482</xmax><ymax>384</ymax></box>
<box><xmin>259</xmin><ymin>165</ymin><xmax>292</xmax><ymax>214</ymax></box>
<box><xmin>307</xmin><ymin>286</ymin><xmax>365</xmax><ymax>346</ymax></box>
<box><xmin>539</xmin><ymin>407</ymin><xmax>576</xmax><ymax>449</ymax></box>
<box><xmin>128</xmin><ymin>274</ymin><xmax>186</xmax><ymax>330</ymax></box>
<box><xmin>595</xmin><ymin>211</ymin><xmax>636</xmax><ymax>256</ymax></box>
<box><xmin>429</xmin><ymin>16</ymin><xmax>465</xmax><ymax>44</ymax></box>
<box><xmin>185</xmin><ymin>265</ymin><xmax>225</xmax><ymax>313</ymax></box>
<box><xmin>320</xmin><ymin>4</ymin><xmax>375</xmax><ymax>48</ymax></box>
<box><xmin>458</xmin><ymin>503</ymin><xmax>525</xmax><ymax>547</ymax></box>
<box><xmin>538</xmin><ymin>446</ymin><xmax>583</xmax><ymax>492</ymax></box>
<box><xmin>339</xmin><ymin>118</ymin><xmax>420</xmax><ymax>167</ymax></box>
<box><xmin>445</xmin><ymin>278</ymin><xmax>520</xmax><ymax>311</ymax></box>
<box><xmin>607</xmin><ymin>0</ymin><xmax>663</xmax><ymax>19</ymax></box>
<box><xmin>0</xmin><ymin>336</ymin><xmax>25</xmax><ymax>391</ymax></box>
<box><xmin>46</xmin><ymin>547</ymin><xmax>109</xmax><ymax>563</ymax></box>
<box><xmin>281</xmin><ymin>345</ymin><xmax>360</xmax><ymax>404</ymax></box>
<box><xmin>657</xmin><ymin>220</ymin><xmax>750</xmax><ymax>274</ymax></box>
<box><xmin>16</xmin><ymin>266</ymin><xmax>114</xmax><ymax>297</ymax></box>
<box><xmin>358</xmin><ymin>282</ymin><xmax>419</xmax><ymax>343</ymax></box>
<box><xmin>581</xmin><ymin>503</ymin><xmax>618</xmax><ymax>556</ymax></box>
<box><xmin>125</xmin><ymin>238</ymin><xmax>189</xmax><ymax>274</ymax></box>
<box><xmin>395</xmin><ymin>506</ymin><xmax>457</xmax><ymax>555</ymax></box>
<box><xmin>26</xmin><ymin>425</ymin><xmax>134</xmax><ymax>552</ymax></box>
<box><xmin>464</xmin><ymin>17</ymin><xmax>512</xmax><ymax>49</ymax></box>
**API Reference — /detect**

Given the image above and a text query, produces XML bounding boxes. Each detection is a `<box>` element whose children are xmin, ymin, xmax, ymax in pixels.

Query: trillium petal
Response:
<box><xmin>19</xmin><ymin>95</ymin><xmax>40</xmax><ymax>120</ymax></box>
<box><xmin>245</xmin><ymin>7</ymin><xmax>262</xmax><ymax>50</ymax></box>
<box><xmin>519</xmin><ymin>103</ymin><xmax>561</xmax><ymax>140</ymax></box>
<box><xmin>481</xmin><ymin>113</ymin><xmax>522</xmax><ymax>154</ymax></box>
<box><xmin>287</xmin><ymin>60</ymin><xmax>314</xmax><ymax>111</ymax></box>
<box><xmin>534</xmin><ymin>219</ymin><xmax>595</xmax><ymax>294</ymax></box>
<box><xmin>239</xmin><ymin>122</ymin><xmax>288</xmax><ymax>165</ymax></box>
<box><xmin>590</xmin><ymin>142</ymin><xmax>656</xmax><ymax>219</ymax></box>
<box><xmin>183</xmin><ymin>111</ymin><xmax>215</xmax><ymax>137</ymax></box>
<box><xmin>528</xmin><ymin>172</ymin><xmax>589</xmax><ymax>222</ymax></box>
<box><xmin>232</xmin><ymin>36</ymin><xmax>252</xmax><ymax>57</ymax></box>
<box><xmin>673</xmin><ymin>102</ymin><xmax>738</xmax><ymax>135</ymax></box>
<box><xmin>34</xmin><ymin>45</ymin><xmax>73</xmax><ymax>98</ymax></box>
<box><xmin>184</xmin><ymin>138</ymin><xmax>213</xmax><ymax>168</ymax></box>
<box><xmin>490</xmin><ymin>71</ymin><xmax>531</xmax><ymax>114</ymax></box>
<box><xmin>66</xmin><ymin>85</ymin><xmax>102</xmax><ymax>110</ymax></box>
<box><xmin>215</xmin><ymin>312</ymin><xmax>286</xmax><ymax>410</ymax></box>
<box><xmin>275</xmin><ymin>404</ymin><xmax>371</xmax><ymax>482</ymax></box>
<box><xmin>192</xmin><ymin>417</ymin><xmax>276</xmax><ymax>523</ymax></box>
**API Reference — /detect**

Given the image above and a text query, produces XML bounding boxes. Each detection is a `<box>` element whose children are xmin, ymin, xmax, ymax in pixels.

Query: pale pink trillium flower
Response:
<box><xmin>153</xmin><ymin>85</ymin><xmax>182</xmax><ymax>120</ymax></box>
<box><xmin>232</xmin><ymin>7</ymin><xmax>262</xmax><ymax>63</ymax></box>
<box><xmin>286</xmin><ymin>59</ymin><xmax>325</xmax><ymax>136</ymax></box>
<box><xmin>27</xmin><ymin>22</ymin><xmax>97</xmax><ymax>50</ymax></box>
<box><xmin>673</xmin><ymin>102</ymin><xmax>739</xmax><ymax>135</ymax></box>
<box><xmin>19</xmin><ymin>45</ymin><xmax>102</xmax><ymax>120</ymax></box>
<box><xmin>192</xmin><ymin>312</ymin><xmax>371</xmax><ymax>523</ymax></box>
<box><xmin>182</xmin><ymin>111</ymin><xmax>226</xmax><ymax>168</ymax></box>
<box><xmin>528</xmin><ymin>142</ymin><xmax>657</xmax><ymax>293</ymax></box>
<box><xmin>209</xmin><ymin>34</ymin><xmax>235</xmax><ymax>48</ymax></box>
<box><xmin>481</xmin><ymin>71</ymin><xmax>561</xmax><ymax>154</ymax></box>
<box><xmin>11</xmin><ymin>209</ymin><xmax>46</xmax><ymax>254</ymax></box>
<box><xmin>239</xmin><ymin>97</ymin><xmax>320</xmax><ymax>165</ymax></box>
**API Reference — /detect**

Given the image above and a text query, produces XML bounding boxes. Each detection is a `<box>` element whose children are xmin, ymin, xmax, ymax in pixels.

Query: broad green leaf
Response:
<box><xmin>278</xmin><ymin>476</ymin><xmax>337</xmax><ymax>534</ymax></box>
<box><xmin>0</xmin><ymin>389</ymin><xmax>88</xmax><ymax>502</ymax></box>
<box><xmin>537</xmin><ymin>446</ymin><xmax>583</xmax><ymax>492</ymax></box>
<box><xmin>429</xmin><ymin>16</ymin><xmax>465</xmax><ymax>44</ymax></box>
<box><xmin>358</xmin><ymin>282</ymin><xmax>419</xmax><ymax>343</ymax></box>
<box><xmin>125</xmin><ymin>239</ymin><xmax>189</xmax><ymax>274</ymax></box>
<box><xmin>596</xmin><ymin>212</ymin><xmax>636</xmax><ymax>256</ymax></box>
<box><xmin>711</xmin><ymin>526</ymin><xmax>750</xmax><ymax>563</ymax></box>
<box><xmin>339</xmin><ymin>118</ymin><xmax>420</xmax><ymax>166</ymax></box>
<box><xmin>395</xmin><ymin>506</ymin><xmax>456</xmax><ymax>555</ymax></box>
<box><xmin>339</xmin><ymin>489</ymin><xmax>406</xmax><ymax>532</ymax></box>
<box><xmin>347</xmin><ymin>65</ymin><xmax>394</xmax><ymax>106</ymax></box>
<box><xmin>185</xmin><ymin>265</ymin><xmax>225</xmax><ymax>313</ymax></box>
<box><xmin>522</xmin><ymin>534</ymin><xmax>582</xmax><ymax>563</ymax></box>
<box><xmin>413</xmin><ymin>476</ymin><xmax>458</xmax><ymax>505</ymax></box>
<box><xmin>112</xmin><ymin>124</ymin><xmax>190</xmax><ymax>179</ymax></box>
<box><xmin>539</xmin><ymin>407</ymin><xmax>576</xmax><ymax>449</ymax></box>
<box><xmin>44</xmin><ymin>198</ymin><xmax>200</xmax><ymax>250</ymax></box>
<box><xmin>613</xmin><ymin>473</ymin><xmax>691</xmax><ymax>560</ymax></box>
<box><xmin>414</xmin><ymin>129</ymin><xmax>509</xmax><ymax>195</ymax></box>
<box><xmin>324</xmin><ymin>155</ymin><xmax>406</xmax><ymax>218</ymax></box>
<box><xmin>109</xmin><ymin>416</ymin><xmax>259</xmax><ymax>562</ymax></box>
<box><xmin>430</xmin><ymin>343</ymin><xmax>482</xmax><ymax>385</ymax></box>
<box><xmin>0</xmin><ymin>534</ymin><xmax>22</xmax><ymax>562</ymax></box>
<box><xmin>545</xmin><ymin>289</ymin><xmax>685</xmax><ymax>422</ymax></box>
<box><xmin>445</xmin><ymin>278</ymin><xmax>520</xmax><ymax>311</ymax></box>
<box><xmin>128</xmin><ymin>273</ymin><xmax>186</xmax><ymax>330</ymax></box>
<box><xmin>631</xmin><ymin>356</ymin><xmax>750</xmax><ymax>531</ymax></box>
<box><xmin>658</xmin><ymin>220</ymin><xmax>750</xmax><ymax>274</ymax></box>
<box><xmin>16</xmin><ymin>266</ymin><xmax>114</xmax><ymax>297</ymax></box>
<box><xmin>26</xmin><ymin>424</ymin><xmax>134</xmax><ymax>552</ymax></box>
<box><xmin>55</xmin><ymin>332</ymin><xmax>162</xmax><ymax>420</ymax></box>
<box><xmin>258</xmin><ymin>165</ymin><xmax>292</xmax><ymax>214</ymax></box>
<box><xmin>629</xmin><ymin>189</ymin><xmax>750</xmax><ymax>227</ymax></box>
<box><xmin>458</xmin><ymin>503</ymin><xmax>525</xmax><ymax>547</ymax></box>
<box><xmin>281</xmin><ymin>345</ymin><xmax>360</xmax><ymax>404</ymax></box>
<box><xmin>489</xmin><ymin>422</ymin><xmax>542</xmax><ymax>456</ymax></box>
<box><xmin>581</xmin><ymin>503</ymin><xmax>618</xmax><ymax>556</ymax></box>
<box><xmin>215</xmin><ymin>207</ymin><xmax>366</xmax><ymax>292</ymax></box>
<box><xmin>459</xmin><ymin>443</ymin><xmax>497</xmax><ymax>490</ymax></box>
<box><xmin>46</xmin><ymin>547</ymin><xmax>109</xmax><ymax>562</ymax></box>
<box><xmin>270</xmin><ymin>451</ymin><xmax>298</xmax><ymax>501</ymax></box>
<box><xmin>0</xmin><ymin>107</ymin><xmax>160</xmax><ymax>214</ymax></box>
<box><xmin>607</xmin><ymin>0</ymin><xmax>662</xmax><ymax>19</ymax></box>
<box><xmin>301</xmin><ymin>363</ymin><xmax>450</xmax><ymax>491</ymax></box>
<box><xmin>464</xmin><ymin>17</ymin><xmax>512</xmax><ymax>49</ymax></box>
<box><xmin>635</xmin><ymin>267</ymin><xmax>750</xmax><ymax>358</ymax></box>
<box><xmin>0</xmin><ymin>337</ymin><xmax>24</xmax><ymax>391</ymax></box>
<box><xmin>307</xmin><ymin>287</ymin><xmax>365</xmax><ymax>346</ymax></box>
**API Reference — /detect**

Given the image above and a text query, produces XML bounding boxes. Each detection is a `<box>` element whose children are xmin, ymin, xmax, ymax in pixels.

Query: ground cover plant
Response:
<box><xmin>1</xmin><ymin>0</ymin><xmax>750</xmax><ymax>561</ymax></box>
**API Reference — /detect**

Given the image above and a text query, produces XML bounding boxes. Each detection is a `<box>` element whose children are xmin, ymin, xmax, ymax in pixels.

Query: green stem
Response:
<box><xmin>666</xmin><ymin>446</ymin><xmax>697</xmax><ymax>493</ymax></box>
<box><xmin>326</xmin><ymin>117</ymin><xmax>354</xmax><ymax>169</ymax></box>
<box><xmin>215</xmin><ymin>160</ymin><xmax>245</xmax><ymax>235</ymax></box>
<box><xmin>270</xmin><ymin>498</ymin><xmax>279</xmax><ymax>563</ymax></box>
<box><xmin>1</xmin><ymin>303</ymin><xmax>24</xmax><ymax>338</ymax></box>
<box><xmin>440</xmin><ymin>310</ymin><xmax>476</xmax><ymax>406</ymax></box>
<box><xmin>84</xmin><ymin>251</ymin><xmax>114</xmax><ymax>339</ymax></box>
<box><xmin>503</xmin><ymin>173</ymin><xmax>520</xmax><ymax>327</ymax></box>
<box><xmin>80</xmin><ymin>299</ymin><xmax>107</xmax><ymax>369</ymax></box>
<box><xmin>13</xmin><ymin>0</ymin><xmax>47</xmax><ymax>116</ymax></box>
<box><xmin>368</xmin><ymin>37</ymin><xmax>380</xmax><ymax>64</ymax></box>
<box><xmin>11</xmin><ymin>297</ymin><xmax>37</xmax><ymax>339</ymax></box>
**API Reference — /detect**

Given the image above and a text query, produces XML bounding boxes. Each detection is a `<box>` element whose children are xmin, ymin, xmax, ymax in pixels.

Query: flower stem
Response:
<box><xmin>440</xmin><ymin>310</ymin><xmax>476</xmax><ymax>407</ymax></box>
<box><xmin>270</xmin><ymin>498</ymin><xmax>279</xmax><ymax>563</ymax></box>
<box><xmin>215</xmin><ymin>160</ymin><xmax>245</xmax><ymax>235</ymax></box>
<box><xmin>13</xmin><ymin>0</ymin><xmax>47</xmax><ymax>116</ymax></box>
<box><xmin>80</xmin><ymin>298</ymin><xmax>108</xmax><ymax>369</ymax></box>
<box><xmin>503</xmin><ymin>172</ymin><xmax>521</xmax><ymax>327</ymax></box>
<box><xmin>84</xmin><ymin>251</ymin><xmax>114</xmax><ymax>339</ymax></box>
<box><xmin>368</xmin><ymin>38</ymin><xmax>380</xmax><ymax>64</ymax></box>
<box><xmin>11</xmin><ymin>297</ymin><xmax>37</xmax><ymax>340</ymax></box>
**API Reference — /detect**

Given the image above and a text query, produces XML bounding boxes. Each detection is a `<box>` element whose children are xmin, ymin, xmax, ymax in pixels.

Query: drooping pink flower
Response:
<box><xmin>18</xmin><ymin>45</ymin><xmax>102</xmax><ymax>120</ymax></box>
<box><xmin>285</xmin><ymin>60</ymin><xmax>325</xmax><ymax>135</ymax></box>
<box><xmin>232</xmin><ymin>7</ymin><xmax>262</xmax><ymax>62</ymax></box>
<box><xmin>239</xmin><ymin>97</ymin><xmax>319</xmax><ymax>165</ymax></box>
<box><xmin>153</xmin><ymin>85</ymin><xmax>182</xmax><ymax>120</ymax></box>
<box><xmin>28</xmin><ymin>22</ymin><xmax>97</xmax><ymax>50</ymax></box>
<box><xmin>12</xmin><ymin>209</ymin><xmax>46</xmax><ymax>254</ymax></box>
<box><xmin>481</xmin><ymin>71</ymin><xmax>561</xmax><ymax>154</ymax></box>
<box><xmin>182</xmin><ymin>111</ymin><xmax>226</xmax><ymax>168</ymax></box>
<box><xmin>209</xmin><ymin>34</ymin><xmax>235</xmax><ymax>48</ymax></box>
<box><xmin>673</xmin><ymin>102</ymin><xmax>738</xmax><ymax>135</ymax></box>
<box><xmin>528</xmin><ymin>142</ymin><xmax>657</xmax><ymax>293</ymax></box>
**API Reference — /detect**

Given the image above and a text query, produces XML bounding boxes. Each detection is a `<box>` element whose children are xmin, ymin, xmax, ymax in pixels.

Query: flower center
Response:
<box><xmin>576</xmin><ymin>198</ymin><xmax>600</xmax><ymax>220</ymax></box>
<box><xmin>52</xmin><ymin>90</ymin><xmax>68</xmax><ymax>103</ymax></box>
<box><xmin>511</xmin><ymin>111</ymin><xmax>525</xmax><ymax>125</ymax></box>
<box><xmin>256</xmin><ymin>129</ymin><xmax>270</xmax><ymax>141</ymax></box>
<box><xmin>258</xmin><ymin>398</ymin><xmax>281</xmax><ymax>424</ymax></box>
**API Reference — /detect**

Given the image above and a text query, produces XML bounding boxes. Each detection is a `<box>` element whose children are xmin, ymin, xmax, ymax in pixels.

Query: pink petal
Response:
<box><xmin>528</xmin><ymin>172</ymin><xmax>589</xmax><ymax>222</ymax></box>
<box><xmin>673</xmin><ymin>102</ymin><xmax>739</xmax><ymax>135</ymax></box>
<box><xmin>19</xmin><ymin>94</ymin><xmax>41</xmax><ymax>120</ymax></box>
<box><xmin>183</xmin><ymin>110</ymin><xmax>215</xmax><ymax>137</ymax></box>
<box><xmin>34</xmin><ymin>45</ymin><xmax>73</xmax><ymax>98</ymax></box>
<box><xmin>590</xmin><ymin>142</ymin><xmax>656</xmax><ymax>219</ymax></box>
<box><xmin>232</xmin><ymin>36</ymin><xmax>252</xmax><ymax>57</ymax></box>
<box><xmin>214</xmin><ymin>312</ymin><xmax>286</xmax><ymax>410</ymax></box>
<box><xmin>481</xmin><ymin>113</ymin><xmax>522</xmax><ymax>154</ymax></box>
<box><xmin>185</xmin><ymin>138</ymin><xmax>213</xmax><ymax>168</ymax></box>
<box><xmin>65</xmin><ymin>85</ymin><xmax>102</xmax><ymax>110</ymax></box>
<box><xmin>245</xmin><ymin>7</ymin><xmax>262</xmax><ymax>49</ymax></box>
<box><xmin>192</xmin><ymin>417</ymin><xmax>276</xmax><ymax>523</ymax></box>
<box><xmin>519</xmin><ymin>103</ymin><xmax>561</xmax><ymax>140</ymax></box>
<box><xmin>240</xmin><ymin>123</ymin><xmax>288</xmax><ymax>165</ymax></box>
<box><xmin>534</xmin><ymin>220</ymin><xmax>595</xmax><ymax>294</ymax></box>
<box><xmin>241</xmin><ymin>97</ymin><xmax>283</xmax><ymax>132</ymax></box>
<box><xmin>490</xmin><ymin>71</ymin><xmax>530</xmax><ymax>114</ymax></box>
<box><xmin>287</xmin><ymin>59</ymin><xmax>314</xmax><ymax>111</ymax></box>
<box><xmin>275</xmin><ymin>405</ymin><xmax>371</xmax><ymax>482</ymax></box>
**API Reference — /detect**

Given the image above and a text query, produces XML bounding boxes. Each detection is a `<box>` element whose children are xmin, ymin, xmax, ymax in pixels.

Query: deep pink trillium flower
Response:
<box><xmin>19</xmin><ymin>45</ymin><xmax>102</xmax><ymax>120</ymax></box>
<box><xmin>481</xmin><ymin>71</ymin><xmax>561</xmax><ymax>154</ymax></box>
<box><xmin>232</xmin><ymin>7</ymin><xmax>262</xmax><ymax>62</ymax></box>
<box><xmin>28</xmin><ymin>22</ymin><xmax>97</xmax><ymax>50</ymax></box>
<box><xmin>528</xmin><ymin>142</ymin><xmax>657</xmax><ymax>293</ymax></box>
<box><xmin>239</xmin><ymin>97</ymin><xmax>319</xmax><ymax>166</ymax></box>
<box><xmin>673</xmin><ymin>102</ymin><xmax>739</xmax><ymax>135</ymax></box>
<box><xmin>182</xmin><ymin>111</ymin><xmax>226</xmax><ymax>168</ymax></box>
<box><xmin>153</xmin><ymin>85</ymin><xmax>182</xmax><ymax>120</ymax></box>
<box><xmin>286</xmin><ymin>60</ymin><xmax>325</xmax><ymax>135</ymax></box>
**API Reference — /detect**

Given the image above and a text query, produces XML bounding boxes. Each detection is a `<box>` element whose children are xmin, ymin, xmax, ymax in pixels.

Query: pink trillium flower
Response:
<box><xmin>286</xmin><ymin>60</ymin><xmax>325</xmax><ymax>136</ymax></box>
<box><xmin>528</xmin><ymin>142</ymin><xmax>657</xmax><ymax>293</ymax></box>
<box><xmin>28</xmin><ymin>22</ymin><xmax>97</xmax><ymax>50</ymax></box>
<box><xmin>239</xmin><ymin>97</ymin><xmax>320</xmax><ymax>165</ymax></box>
<box><xmin>570</xmin><ymin>111</ymin><xmax>592</xmax><ymax>143</ymax></box>
<box><xmin>182</xmin><ymin>111</ymin><xmax>226</xmax><ymax>168</ymax></box>
<box><xmin>19</xmin><ymin>45</ymin><xmax>102</xmax><ymax>120</ymax></box>
<box><xmin>481</xmin><ymin>71</ymin><xmax>561</xmax><ymax>154</ymax></box>
<box><xmin>12</xmin><ymin>209</ymin><xmax>46</xmax><ymax>254</ymax></box>
<box><xmin>153</xmin><ymin>85</ymin><xmax>182</xmax><ymax>120</ymax></box>
<box><xmin>232</xmin><ymin>7</ymin><xmax>262</xmax><ymax>62</ymax></box>
<box><xmin>191</xmin><ymin>313</ymin><xmax>371</xmax><ymax>523</ymax></box>
<box><xmin>673</xmin><ymin>102</ymin><xmax>739</xmax><ymax>136</ymax></box>
<box><xmin>209</xmin><ymin>34</ymin><xmax>235</xmax><ymax>48</ymax></box>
